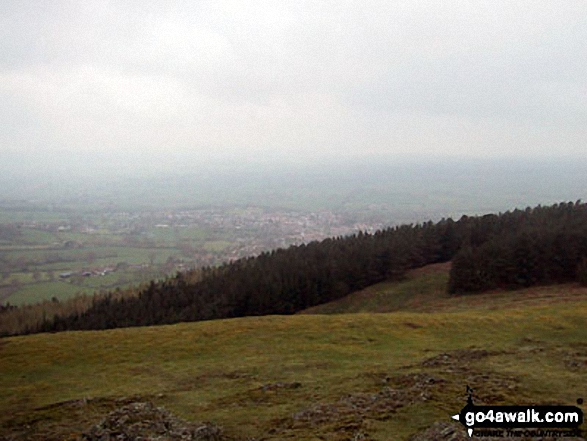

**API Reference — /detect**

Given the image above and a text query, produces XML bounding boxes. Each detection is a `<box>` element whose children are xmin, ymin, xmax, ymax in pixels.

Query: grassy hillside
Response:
<box><xmin>300</xmin><ymin>263</ymin><xmax>453</xmax><ymax>314</ymax></box>
<box><xmin>1</xmin><ymin>269</ymin><xmax>586</xmax><ymax>440</ymax></box>
<box><xmin>302</xmin><ymin>262</ymin><xmax>587</xmax><ymax>315</ymax></box>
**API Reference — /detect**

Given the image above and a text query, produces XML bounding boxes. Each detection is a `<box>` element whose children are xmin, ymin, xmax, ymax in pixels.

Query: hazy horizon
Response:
<box><xmin>2</xmin><ymin>1</ymin><xmax>586</xmax><ymax>168</ymax></box>
<box><xmin>2</xmin><ymin>2</ymin><xmax>586</xmax><ymax>219</ymax></box>
<box><xmin>1</xmin><ymin>153</ymin><xmax>585</xmax><ymax>228</ymax></box>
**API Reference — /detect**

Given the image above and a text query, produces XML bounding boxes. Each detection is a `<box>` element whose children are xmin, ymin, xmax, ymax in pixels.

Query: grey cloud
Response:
<box><xmin>1</xmin><ymin>0</ymin><xmax>586</xmax><ymax>160</ymax></box>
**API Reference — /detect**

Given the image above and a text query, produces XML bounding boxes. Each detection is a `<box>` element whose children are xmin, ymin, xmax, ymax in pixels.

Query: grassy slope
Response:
<box><xmin>1</xmin><ymin>266</ymin><xmax>586</xmax><ymax>440</ymax></box>
<box><xmin>300</xmin><ymin>263</ymin><xmax>454</xmax><ymax>315</ymax></box>
<box><xmin>302</xmin><ymin>262</ymin><xmax>587</xmax><ymax>314</ymax></box>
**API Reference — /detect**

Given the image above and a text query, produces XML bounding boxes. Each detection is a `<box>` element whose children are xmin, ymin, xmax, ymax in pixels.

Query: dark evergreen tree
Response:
<box><xmin>20</xmin><ymin>200</ymin><xmax>587</xmax><ymax>335</ymax></box>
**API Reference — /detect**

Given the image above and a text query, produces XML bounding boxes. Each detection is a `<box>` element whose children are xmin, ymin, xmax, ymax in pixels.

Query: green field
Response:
<box><xmin>4</xmin><ymin>281</ymin><xmax>93</xmax><ymax>305</ymax></box>
<box><xmin>1</xmin><ymin>267</ymin><xmax>586</xmax><ymax>440</ymax></box>
<box><xmin>0</xmin><ymin>223</ymin><xmax>220</xmax><ymax>306</ymax></box>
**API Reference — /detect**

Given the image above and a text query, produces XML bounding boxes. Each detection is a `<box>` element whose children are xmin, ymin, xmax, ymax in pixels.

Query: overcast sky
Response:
<box><xmin>1</xmin><ymin>0</ymin><xmax>586</xmax><ymax>164</ymax></box>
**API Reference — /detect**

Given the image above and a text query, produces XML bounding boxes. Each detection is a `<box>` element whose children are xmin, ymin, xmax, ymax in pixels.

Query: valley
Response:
<box><xmin>0</xmin><ymin>203</ymin><xmax>375</xmax><ymax>307</ymax></box>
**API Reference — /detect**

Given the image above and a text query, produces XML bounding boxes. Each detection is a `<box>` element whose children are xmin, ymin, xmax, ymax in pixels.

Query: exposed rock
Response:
<box><xmin>420</xmin><ymin>349</ymin><xmax>501</xmax><ymax>368</ymax></box>
<box><xmin>81</xmin><ymin>401</ymin><xmax>225</xmax><ymax>441</ymax></box>
<box><xmin>290</xmin><ymin>373</ymin><xmax>442</xmax><ymax>428</ymax></box>
<box><xmin>260</xmin><ymin>382</ymin><xmax>302</xmax><ymax>392</ymax></box>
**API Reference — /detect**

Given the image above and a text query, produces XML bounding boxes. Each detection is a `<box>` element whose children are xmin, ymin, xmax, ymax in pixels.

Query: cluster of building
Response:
<box><xmin>59</xmin><ymin>267</ymin><xmax>115</xmax><ymax>279</ymax></box>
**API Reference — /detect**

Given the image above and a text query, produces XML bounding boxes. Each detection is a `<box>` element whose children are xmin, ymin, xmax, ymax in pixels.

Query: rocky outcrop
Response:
<box><xmin>82</xmin><ymin>401</ymin><xmax>225</xmax><ymax>441</ymax></box>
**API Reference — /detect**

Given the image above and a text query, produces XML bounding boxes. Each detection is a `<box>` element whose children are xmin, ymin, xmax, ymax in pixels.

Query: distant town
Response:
<box><xmin>0</xmin><ymin>204</ymin><xmax>387</xmax><ymax>305</ymax></box>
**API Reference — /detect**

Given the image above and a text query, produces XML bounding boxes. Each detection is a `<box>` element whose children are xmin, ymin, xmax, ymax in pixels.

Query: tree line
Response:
<box><xmin>448</xmin><ymin>201</ymin><xmax>587</xmax><ymax>293</ymax></box>
<box><xmin>13</xmin><ymin>201</ymin><xmax>587</xmax><ymax>334</ymax></box>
